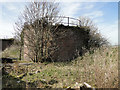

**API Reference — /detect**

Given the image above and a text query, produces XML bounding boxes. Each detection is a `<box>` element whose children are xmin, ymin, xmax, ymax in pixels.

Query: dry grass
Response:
<box><xmin>75</xmin><ymin>46</ymin><xmax>118</xmax><ymax>88</ymax></box>
<box><xmin>2</xmin><ymin>45</ymin><xmax>118</xmax><ymax>88</ymax></box>
<box><xmin>2</xmin><ymin>45</ymin><xmax>23</xmax><ymax>59</ymax></box>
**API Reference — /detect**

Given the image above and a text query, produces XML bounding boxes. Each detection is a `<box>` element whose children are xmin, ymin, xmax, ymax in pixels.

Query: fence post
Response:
<box><xmin>68</xmin><ymin>17</ymin><xmax>69</xmax><ymax>26</ymax></box>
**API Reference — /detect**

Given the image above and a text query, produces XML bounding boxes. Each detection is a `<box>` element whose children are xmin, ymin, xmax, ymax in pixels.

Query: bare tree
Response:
<box><xmin>79</xmin><ymin>16</ymin><xmax>96</xmax><ymax>29</ymax></box>
<box><xmin>79</xmin><ymin>16</ymin><xmax>108</xmax><ymax>49</ymax></box>
<box><xmin>14</xmin><ymin>1</ymin><xmax>63</xmax><ymax>62</ymax></box>
<box><xmin>14</xmin><ymin>17</ymin><xmax>24</xmax><ymax>60</ymax></box>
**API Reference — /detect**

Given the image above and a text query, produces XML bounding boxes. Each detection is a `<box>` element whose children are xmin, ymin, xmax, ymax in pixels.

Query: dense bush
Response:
<box><xmin>79</xmin><ymin>16</ymin><xmax>108</xmax><ymax>50</ymax></box>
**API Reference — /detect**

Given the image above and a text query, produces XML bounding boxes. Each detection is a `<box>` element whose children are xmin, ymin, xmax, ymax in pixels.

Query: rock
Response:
<box><xmin>35</xmin><ymin>70</ymin><xmax>40</xmax><ymax>74</ymax></box>
<box><xmin>83</xmin><ymin>82</ymin><xmax>92</xmax><ymax>88</ymax></box>
<box><xmin>72</xmin><ymin>82</ymin><xmax>83</xmax><ymax>88</ymax></box>
<box><xmin>66</xmin><ymin>82</ymin><xmax>95</xmax><ymax>90</ymax></box>
<box><xmin>17</xmin><ymin>81</ymin><xmax>20</xmax><ymax>83</ymax></box>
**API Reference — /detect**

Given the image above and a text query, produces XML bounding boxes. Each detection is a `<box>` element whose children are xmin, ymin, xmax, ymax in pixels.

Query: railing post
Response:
<box><xmin>79</xmin><ymin>20</ymin><xmax>81</xmax><ymax>27</ymax></box>
<box><xmin>68</xmin><ymin>17</ymin><xmax>69</xmax><ymax>26</ymax></box>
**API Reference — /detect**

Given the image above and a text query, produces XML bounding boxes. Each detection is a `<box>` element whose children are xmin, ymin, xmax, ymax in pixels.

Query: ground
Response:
<box><xmin>1</xmin><ymin>45</ymin><xmax>118</xmax><ymax>88</ymax></box>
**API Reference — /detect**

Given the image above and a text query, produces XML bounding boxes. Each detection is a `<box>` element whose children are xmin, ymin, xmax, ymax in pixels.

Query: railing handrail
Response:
<box><xmin>54</xmin><ymin>16</ymin><xmax>81</xmax><ymax>26</ymax></box>
<box><xmin>39</xmin><ymin>16</ymin><xmax>81</xmax><ymax>26</ymax></box>
<box><xmin>24</xmin><ymin>16</ymin><xmax>81</xmax><ymax>27</ymax></box>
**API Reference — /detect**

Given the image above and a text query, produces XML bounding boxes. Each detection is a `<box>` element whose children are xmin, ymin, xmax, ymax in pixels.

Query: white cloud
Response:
<box><xmin>0</xmin><ymin>1</ymin><xmax>118</xmax><ymax>46</ymax></box>
<box><xmin>84</xmin><ymin>4</ymin><xmax>94</xmax><ymax>9</ymax></box>
<box><xmin>0</xmin><ymin>5</ymin><xmax>2</xmax><ymax>21</ymax></box>
<box><xmin>60</xmin><ymin>2</ymin><xmax>96</xmax><ymax>18</ymax></box>
<box><xmin>98</xmin><ymin>21</ymin><xmax>118</xmax><ymax>45</ymax></box>
<box><xmin>0</xmin><ymin>2</ymin><xmax>26</xmax><ymax>39</ymax></box>
<box><xmin>93</xmin><ymin>18</ymin><xmax>104</xmax><ymax>24</ymax></box>
<box><xmin>2</xmin><ymin>2</ymin><xmax>25</xmax><ymax>13</ymax></box>
<box><xmin>60</xmin><ymin>2</ymin><xmax>81</xmax><ymax>18</ymax></box>
<box><xmin>5</xmin><ymin>4</ymin><xmax>17</xmax><ymax>10</ymax></box>
<box><xmin>83</xmin><ymin>11</ymin><xmax>104</xmax><ymax>19</ymax></box>
<box><xmin>0</xmin><ymin>20</ymin><xmax>15</xmax><ymax>38</ymax></box>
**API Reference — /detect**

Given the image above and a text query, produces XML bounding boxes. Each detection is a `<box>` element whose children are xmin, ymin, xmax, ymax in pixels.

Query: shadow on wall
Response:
<box><xmin>50</xmin><ymin>25</ymin><xmax>90</xmax><ymax>62</ymax></box>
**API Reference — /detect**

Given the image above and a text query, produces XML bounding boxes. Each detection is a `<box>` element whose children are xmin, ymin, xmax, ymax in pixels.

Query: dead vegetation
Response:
<box><xmin>2</xmin><ymin>45</ymin><xmax>118</xmax><ymax>88</ymax></box>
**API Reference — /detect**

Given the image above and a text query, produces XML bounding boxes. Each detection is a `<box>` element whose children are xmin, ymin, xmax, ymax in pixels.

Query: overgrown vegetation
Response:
<box><xmin>2</xmin><ymin>1</ymin><xmax>116</xmax><ymax>89</ymax></box>
<box><xmin>14</xmin><ymin>1</ymin><xmax>108</xmax><ymax>63</ymax></box>
<box><xmin>14</xmin><ymin>1</ymin><xmax>62</xmax><ymax>62</ymax></box>
<box><xmin>2</xmin><ymin>45</ymin><xmax>118</xmax><ymax>88</ymax></box>
<box><xmin>79</xmin><ymin>16</ymin><xmax>108</xmax><ymax>49</ymax></box>
<box><xmin>2</xmin><ymin>45</ymin><xmax>22</xmax><ymax>59</ymax></box>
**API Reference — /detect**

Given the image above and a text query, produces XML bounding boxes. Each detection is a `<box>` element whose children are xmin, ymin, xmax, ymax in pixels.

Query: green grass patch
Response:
<box><xmin>2</xmin><ymin>45</ymin><xmax>118</xmax><ymax>88</ymax></box>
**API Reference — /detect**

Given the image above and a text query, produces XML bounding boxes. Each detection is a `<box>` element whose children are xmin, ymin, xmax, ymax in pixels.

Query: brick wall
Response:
<box><xmin>24</xmin><ymin>25</ymin><xmax>90</xmax><ymax>62</ymax></box>
<box><xmin>50</xmin><ymin>25</ymin><xmax>90</xmax><ymax>61</ymax></box>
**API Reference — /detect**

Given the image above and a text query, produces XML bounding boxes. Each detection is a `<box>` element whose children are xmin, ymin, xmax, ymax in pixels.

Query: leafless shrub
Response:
<box><xmin>14</xmin><ymin>1</ymin><xmax>63</xmax><ymax>62</ymax></box>
<box><xmin>79</xmin><ymin>16</ymin><xmax>109</xmax><ymax>50</ymax></box>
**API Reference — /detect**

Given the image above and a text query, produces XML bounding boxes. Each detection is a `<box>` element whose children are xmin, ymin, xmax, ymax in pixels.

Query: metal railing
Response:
<box><xmin>54</xmin><ymin>16</ymin><xmax>81</xmax><ymax>27</ymax></box>
<box><xmin>24</xmin><ymin>16</ymin><xmax>81</xmax><ymax>27</ymax></box>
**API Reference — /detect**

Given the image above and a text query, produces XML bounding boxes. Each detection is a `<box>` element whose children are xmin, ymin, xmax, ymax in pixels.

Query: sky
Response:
<box><xmin>0</xmin><ymin>0</ymin><xmax>119</xmax><ymax>45</ymax></box>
